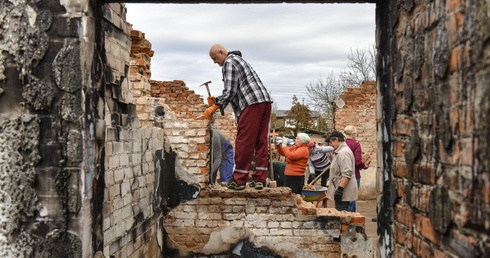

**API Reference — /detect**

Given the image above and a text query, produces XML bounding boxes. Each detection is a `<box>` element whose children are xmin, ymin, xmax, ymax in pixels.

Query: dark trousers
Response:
<box><xmin>233</xmin><ymin>102</ymin><xmax>272</xmax><ymax>185</ymax></box>
<box><xmin>284</xmin><ymin>175</ymin><xmax>304</xmax><ymax>194</ymax></box>
<box><xmin>335</xmin><ymin>201</ymin><xmax>350</xmax><ymax>211</ymax></box>
<box><xmin>308</xmin><ymin>169</ymin><xmax>330</xmax><ymax>186</ymax></box>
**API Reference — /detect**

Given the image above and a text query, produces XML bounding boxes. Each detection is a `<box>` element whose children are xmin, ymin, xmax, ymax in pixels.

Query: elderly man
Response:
<box><xmin>204</xmin><ymin>44</ymin><xmax>273</xmax><ymax>190</ymax></box>
<box><xmin>325</xmin><ymin>131</ymin><xmax>358</xmax><ymax>211</ymax></box>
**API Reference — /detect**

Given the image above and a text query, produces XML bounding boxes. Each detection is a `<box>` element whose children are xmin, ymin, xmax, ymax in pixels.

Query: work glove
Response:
<box><xmin>203</xmin><ymin>105</ymin><xmax>219</xmax><ymax>120</ymax></box>
<box><xmin>334</xmin><ymin>186</ymin><xmax>344</xmax><ymax>202</ymax></box>
<box><xmin>275</xmin><ymin>137</ymin><xmax>283</xmax><ymax>145</ymax></box>
<box><xmin>282</xmin><ymin>137</ymin><xmax>289</xmax><ymax>145</ymax></box>
<box><xmin>207</xmin><ymin>96</ymin><xmax>216</xmax><ymax>106</ymax></box>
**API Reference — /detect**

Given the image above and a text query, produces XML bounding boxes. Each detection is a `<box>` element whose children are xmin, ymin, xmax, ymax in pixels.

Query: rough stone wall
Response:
<box><xmin>376</xmin><ymin>0</ymin><xmax>490</xmax><ymax>257</ymax></box>
<box><xmin>333</xmin><ymin>81</ymin><xmax>377</xmax><ymax>197</ymax></box>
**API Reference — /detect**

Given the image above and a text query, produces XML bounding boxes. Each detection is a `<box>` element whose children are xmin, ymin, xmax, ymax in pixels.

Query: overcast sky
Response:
<box><xmin>125</xmin><ymin>3</ymin><xmax>375</xmax><ymax>110</ymax></box>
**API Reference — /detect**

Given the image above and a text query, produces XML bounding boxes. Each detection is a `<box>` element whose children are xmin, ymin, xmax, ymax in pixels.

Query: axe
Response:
<box><xmin>200</xmin><ymin>81</ymin><xmax>224</xmax><ymax>116</ymax></box>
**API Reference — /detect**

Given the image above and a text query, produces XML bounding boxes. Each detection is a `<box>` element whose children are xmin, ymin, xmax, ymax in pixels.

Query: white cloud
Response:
<box><xmin>126</xmin><ymin>3</ymin><xmax>375</xmax><ymax>110</ymax></box>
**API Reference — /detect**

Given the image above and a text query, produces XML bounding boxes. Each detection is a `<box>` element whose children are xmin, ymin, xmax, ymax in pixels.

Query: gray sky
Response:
<box><xmin>125</xmin><ymin>3</ymin><xmax>375</xmax><ymax>110</ymax></box>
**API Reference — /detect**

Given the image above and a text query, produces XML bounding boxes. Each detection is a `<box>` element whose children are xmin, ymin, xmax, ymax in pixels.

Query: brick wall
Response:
<box><xmin>377</xmin><ymin>0</ymin><xmax>489</xmax><ymax>257</ymax></box>
<box><xmin>334</xmin><ymin>81</ymin><xmax>376</xmax><ymax>165</ymax></box>
<box><xmin>102</xmin><ymin>4</ymin><xmax>164</xmax><ymax>258</ymax></box>
<box><xmin>164</xmin><ymin>187</ymin><xmax>370</xmax><ymax>257</ymax></box>
<box><xmin>129</xmin><ymin>28</ymin><xmax>237</xmax><ymax>189</ymax></box>
<box><xmin>127</xmin><ymin>11</ymin><xmax>371</xmax><ymax>258</ymax></box>
<box><xmin>334</xmin><ymin>81</ymin><xmax>377</xmax><ymax>197</ymax></box>
<box><xmin>4</xmin><ymin>1</ymin><xmax>488</xmax><ymax>257</ymax></box>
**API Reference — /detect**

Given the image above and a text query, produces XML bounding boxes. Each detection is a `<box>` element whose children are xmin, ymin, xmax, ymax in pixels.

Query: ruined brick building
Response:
<box><xmin>0</xmin><ymin>1</ymin><xmax>489</xmax><ymax>258</ymax></box>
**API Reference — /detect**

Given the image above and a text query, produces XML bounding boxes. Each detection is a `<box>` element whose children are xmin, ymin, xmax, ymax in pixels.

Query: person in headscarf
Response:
<box><xmin>276</xmin><ymin>133</ymin><xmax>311</xmax><ymax>194</ymax></box>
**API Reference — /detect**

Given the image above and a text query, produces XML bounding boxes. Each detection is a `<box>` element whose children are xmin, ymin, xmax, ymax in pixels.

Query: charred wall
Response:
<box><xmin>0</xmin><ymin>0</ymin><xmax>85</xmax><ymax>257</ymax></box>
<box><xmin>1</xmin><ymin>1</ymin><xmax>489</xmax><ymax>258</ymax></box>
<box><xmin>376</xmin><ymin>0</ymin><xmax>490</xmax><ymax>257</ymax></box>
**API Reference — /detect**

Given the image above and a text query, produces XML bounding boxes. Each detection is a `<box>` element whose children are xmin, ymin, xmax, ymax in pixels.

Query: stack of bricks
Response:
<box><xmin>164</xmin><ymin>187</ymin><xmax>367</xmax><ymax>257</ymax></box>
<box><xmin>334</xmin><ymin>81</ymin><xmax>377</xmax><ymax>167</ymax></box>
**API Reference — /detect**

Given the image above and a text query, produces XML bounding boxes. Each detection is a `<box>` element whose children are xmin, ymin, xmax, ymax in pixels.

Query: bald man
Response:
<box><xmin>205</xmin><ymin>44</ymin><xmax>273</xmax><ymax>190</ymax></box>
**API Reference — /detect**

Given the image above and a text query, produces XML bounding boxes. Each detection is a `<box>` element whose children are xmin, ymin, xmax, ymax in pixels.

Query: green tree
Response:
<box><xmin>285</xmin><ymin>95</ymin><xmax>312</xmax><ymax>137</ymax></box>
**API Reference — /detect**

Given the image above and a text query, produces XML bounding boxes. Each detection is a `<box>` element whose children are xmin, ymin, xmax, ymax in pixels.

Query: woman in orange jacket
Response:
<box><xmin>276</xmin><ymin>133</ymin><xmax>311</xmax><ymax>194</ymax></box>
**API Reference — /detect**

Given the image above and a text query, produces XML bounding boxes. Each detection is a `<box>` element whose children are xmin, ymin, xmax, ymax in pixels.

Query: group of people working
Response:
<box><xmin>204</xmin><ymin>43</ymin><xmax>369</xmax><ymax>212</ymax></box>
<box><xmin>274</xmin><ymin>128</ymin><xmax>368</xmax><ymax>212</ymax></box>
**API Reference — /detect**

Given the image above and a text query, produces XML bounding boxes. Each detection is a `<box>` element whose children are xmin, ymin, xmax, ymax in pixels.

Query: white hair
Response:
<box><xmin>344</xmin><ymin>125</ymin><xmax>357</xmax><ymax>137</ymax></box>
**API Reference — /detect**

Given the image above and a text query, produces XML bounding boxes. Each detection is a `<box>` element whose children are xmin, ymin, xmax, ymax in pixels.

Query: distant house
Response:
<box><xmin>273</xmin><ymin>109</ymin><xmax>321</xmax><ymax>131</ymax></box>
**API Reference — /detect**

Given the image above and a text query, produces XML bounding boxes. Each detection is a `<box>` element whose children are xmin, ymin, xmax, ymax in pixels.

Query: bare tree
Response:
<box><xmin>339</xmin><ymin>45</ymin><xmax>376</xmax><ymax>88</ymax></box>
<box><xmin>305</xmin><ymin>71</ymin><xmax>344</xmax><ymax>114</ymax></box>
<box><xmin>304</xmin><ymin>45</ymin><xmax>376</xmax><ymax>133</ymax></box>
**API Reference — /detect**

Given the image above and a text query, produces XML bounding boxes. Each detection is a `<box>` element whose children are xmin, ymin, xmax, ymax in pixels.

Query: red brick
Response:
<box><xmin>394</xmin><ymin>160</ymin><xmax>408</xmax><ymax>178</ymax></box>
<box><xmin>394</xmin><ymin>223</ymin><xmax>408</xmax><ymax>244</ymax></box>
<box><xmin>412</xmin><ymin>164</ymin><xmax>436</xmax><ymax>184</ymax></box>
<box><xmin>394</xmin><ymin>244</ymin><xmax>412</xmax><ymax>258</ymax></box>
<box><xmin>460</xmin><ymin>137</ymin><xmax>474</xmax><ymax>166</ymax></box>
<box><xmin>449</xmin><ymin>46</ymin><xmax>462</xmax><ymax>74</ymax></box>
<box><xmin>348</xmin><ymin>213</ymin><xmax>366</xmax><ymax>224</ymax></box>
<box><xmin>434</xmin><ymin>249</ymin><xmax>448</xmax><ymax>258</ymax></box>
<box><xmin>395</xmin><ymin>204</ymin><xmax>414</xmax><ymax>228</ymax></box>
<box><xmin>462</xmin><ymin>105</ymin><xmax>475</xmax><ymax>134</ymax></box>
<box><xmin>438</xmin><ymin>140</ymin><xmax>460</xmax><ymax>165</ymax></box>
<box><xmin>410</xmin><ymin>187</ymin><xmax>430</xmax><ymax>213</ymax></box>
<box><xmin>341</xmin><ymin>223</ymin><xmax>349</xmax><ymax>235</ymax></box>
<box><xmin>412</xmin><ymin>234</ymin><xmax>434</xmax><ymax>258</ymax></box>
<box><xmin>396</xmin><ymin>180</ymin><xmax>406</xmax><ymax>199</ymax></box>
<box><xmin>394</xmin><ymin>140</ymin><xmax>405</xmax><ymax>157</ymax></box>
<box><xmin>449</xmin><ymin>107</ymin><xmax>460</xmax><ymax>134</ymax></box>
<box><xmin>414</xmin><ymin>214</ymin><xmax>441</xmax><ymax>244</ymax></box>
<box><xmin>393</xmin><ymin>118</ymin><xmax>413</xmax><ymax>136</ymax></box>
<box><xmin>446</xmin><ymin>0</ymin><xmax>463</xmax><ymax>12</ymax></box>
<box><xmin>130</xmin><ymin>29</ymin><xmax>143</xmax><ymax>38</ymax></box>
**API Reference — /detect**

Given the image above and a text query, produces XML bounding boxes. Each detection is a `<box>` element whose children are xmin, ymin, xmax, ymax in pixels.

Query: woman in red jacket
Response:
<box><xmin>276</xmin><ymin>133</ymin><xmax>311</xmax><ymax>194</ymax></box>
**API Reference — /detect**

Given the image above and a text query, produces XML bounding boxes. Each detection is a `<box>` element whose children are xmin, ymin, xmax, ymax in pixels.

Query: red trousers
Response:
<box><xmin>232</xmin><ymin>102</ymin><xmax>272</xmax><ymax>185</ymax></box>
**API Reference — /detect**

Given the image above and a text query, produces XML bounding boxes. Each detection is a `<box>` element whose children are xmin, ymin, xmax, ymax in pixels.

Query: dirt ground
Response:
<box><xmin>356</xmin><ymin>198</ymin><xmax>379</xmax><ymax>257</ymax></box>
<box><xmin>356</xmin><ymin>199</ymin><xmax>378</xmax><ymax>240</ymax></box>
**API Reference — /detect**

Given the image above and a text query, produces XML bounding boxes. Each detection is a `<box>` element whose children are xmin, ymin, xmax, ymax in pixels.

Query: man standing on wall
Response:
<box><xmin>325</xmin><ymin>131</ymin><xmax>358</xmax><ymax>211</ymax></box>
<box><xmin>204</xmin><ymin>44</ymin><xmax>273</xmax><ymax>190</ymax></box>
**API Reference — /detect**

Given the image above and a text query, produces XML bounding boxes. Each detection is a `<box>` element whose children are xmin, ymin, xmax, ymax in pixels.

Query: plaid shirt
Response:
<box><xmin>216</xmin><ymin>51</ymin><xmax>273</xmax><ymax>119</ymax></box>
